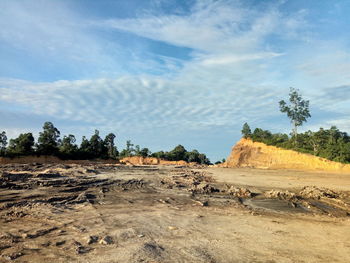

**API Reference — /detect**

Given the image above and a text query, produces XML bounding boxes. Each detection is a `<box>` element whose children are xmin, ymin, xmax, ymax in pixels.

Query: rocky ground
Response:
<box><xmin>0</xmin><ymin>164</ymin><xmax>349</xmax><ymax>262</ymax></box>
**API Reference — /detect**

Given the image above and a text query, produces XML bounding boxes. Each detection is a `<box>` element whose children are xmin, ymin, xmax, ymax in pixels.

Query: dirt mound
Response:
<box><xmin>299</xmin><ymin>186</ymin><xmax>341</xmax><ymax>199</ymax></box>
<box><xmin>120</xmin><ymin>156</ymin><xmax>192</xmax><ymax>166</ymax></box>
<box><xmin>224</xmin><ymin>138</ymin><xmax>350</xmax><ymax>172</ymax></box>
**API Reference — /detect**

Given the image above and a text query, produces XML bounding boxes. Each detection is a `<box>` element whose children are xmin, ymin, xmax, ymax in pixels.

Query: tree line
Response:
<box><xmin>242</xmin><ymin>124</ymin><xmax>350</xmax><ymax>164</ymax></box>
<box><xmin>0</xmin><ymin>122</ymin><xmax>210</xmax><ymax>164</ymax></box>
<box><xmin>240</xmin><ymin>88</ymin><xmax>350</xmax><ymax>164</ymax></box>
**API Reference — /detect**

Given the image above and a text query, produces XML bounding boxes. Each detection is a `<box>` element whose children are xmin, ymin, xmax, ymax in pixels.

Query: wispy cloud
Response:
<box><xmin>1</xmin><ymin>0</ymin><xmax>350</xmax><ymax>160</ymax></box>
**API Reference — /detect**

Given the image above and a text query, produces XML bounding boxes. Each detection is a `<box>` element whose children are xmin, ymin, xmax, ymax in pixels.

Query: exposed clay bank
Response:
<box><xmin>224</xmin><ymin>138</ymin><xmax>350</xmax><ymax>172</ymax></box>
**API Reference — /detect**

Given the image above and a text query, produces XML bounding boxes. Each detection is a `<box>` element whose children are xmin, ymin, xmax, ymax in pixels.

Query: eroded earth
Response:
<box><xmin>1</xmin><ymin>164</ymin><xmax>350</xmax><ymax>262</ymax></box>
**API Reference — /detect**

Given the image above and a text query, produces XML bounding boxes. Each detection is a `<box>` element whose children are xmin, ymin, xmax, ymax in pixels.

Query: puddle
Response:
<box><xmin>309</xmin><ymin>200</ymin><xmax>349</xmax><ymax>217</ymax></box>
<box><xmin>243</xmin><ymin>198</ymin><xmax>309</xmax><ymax>213</ymax></box>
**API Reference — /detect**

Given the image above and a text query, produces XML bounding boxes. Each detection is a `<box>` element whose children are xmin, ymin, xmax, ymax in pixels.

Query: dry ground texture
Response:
<box><xmin>0</xmin><ymin>163</ymin><xmax>349</xmax><ymax>263</ymax></box>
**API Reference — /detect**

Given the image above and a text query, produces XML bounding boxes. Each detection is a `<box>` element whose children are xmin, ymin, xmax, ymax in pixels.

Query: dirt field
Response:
<box><xmin>1</xmin><ymin>164</ymin><xmax>349</xmax><ymax>263</ymax></box>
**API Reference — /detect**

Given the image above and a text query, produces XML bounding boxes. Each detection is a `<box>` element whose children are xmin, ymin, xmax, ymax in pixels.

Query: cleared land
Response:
<box><xmin>0</xmin><ymin>164</ymin><xmax>349</xmax><ymax>262</ymax></box>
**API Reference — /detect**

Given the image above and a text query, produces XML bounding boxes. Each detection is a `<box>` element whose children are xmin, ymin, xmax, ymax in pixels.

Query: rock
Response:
<box><xmin>299</xmin><ymin>186</ymin><xmax>340</xmax><ymax>199</ymax></box>
<box><xmin>142</xmin><ymin>241</ymin><xmax>164</xmax><ymax>258</ymax></box>
<box><xmin>99</xmin><ymin>235</ymin><xmax>114</xmax><ymax>245</ymax></box>
<box><xmin>55</xmin><ymin>240</ymin><xmax>66</xmax><ymax>246</ymax></box>
<box><xmin>86</xmin><ymin>235</ymin><xmax>98</xmax><ymax>245</ymax></box>
<box><xmin>3</xmin><ymin>252</ymin><xmax>23</xmax><ymax>260</ymax></box>
<box><xmin>264</xmin><ymin>190</ymin><xmax>297</xmax><ymax>201</ymax></box>
<box><xmin>202</xmin><ymin>200</ymin><xmax>209</xmax><ymax>206</ymax></box>
<box><xmin>227</xmin><ymin>186</ymin><xmax>252</xmax><ymax>198</ymax></box>
<box><xmin>191</xmin><ymin>183</ymin><xmax>219</xmax><ymax>194</ymax></box>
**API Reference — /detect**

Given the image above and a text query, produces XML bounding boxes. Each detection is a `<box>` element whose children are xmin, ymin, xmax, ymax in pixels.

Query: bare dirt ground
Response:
<box><xmin>0</xmin><ymin>164</ymin><xmax>349</xmax><ymax>263</ymax></box>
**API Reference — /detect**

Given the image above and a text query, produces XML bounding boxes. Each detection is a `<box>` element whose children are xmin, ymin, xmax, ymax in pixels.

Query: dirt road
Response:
<box><xmin>0</xmin><ymin>164</ymin><xmax>349</xmax><ymax>262</ymax></box>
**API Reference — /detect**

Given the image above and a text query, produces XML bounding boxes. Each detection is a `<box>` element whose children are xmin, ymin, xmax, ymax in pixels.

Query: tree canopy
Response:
<box><xmin>243</xmin><ymin>124</ymin><xmax>350</xmax><ymax>164</ymax></box>
<box><xmin>279</xmin><ymin>88</ymin><xmax>311</xmax><ymax>137</ymax></box>
<box><xmin>1</xmin><ymin>122</ymin><xmax>209</xmax><ymax>164</ymax></box>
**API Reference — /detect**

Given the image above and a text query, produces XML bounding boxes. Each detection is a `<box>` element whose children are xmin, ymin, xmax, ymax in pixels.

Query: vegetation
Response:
<box><xmin>151</xmin><ymin>145</ymin><xmax>210</xmax><ymax>165</ymax></box>
<box><xmin>279</xmin><ymin>88</ymin><xmax>311</xmax><ymax>138</ymax></box>
<box><xmin>241</xmin><ymin>122</ymin><xmax>252</xmax><ymax>138</ymax></box>
<box><xmin>242</xmin><ymin>123</ymin><xmax>350</xmax><ymax>164</ymax></box>
<box><xmin>0</xmin><ymin>122</ymin><xmax>210</xmax><ymax>164</ymax></box>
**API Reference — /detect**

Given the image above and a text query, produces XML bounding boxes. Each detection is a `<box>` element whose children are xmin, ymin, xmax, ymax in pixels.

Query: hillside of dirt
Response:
<box><xmin>119</xmin><ymin>156</ymin><xmax>192</xmax><ymax>166</ymax></box>
<box><xmin>1</xmin><ymin>163</ymin><xmax>350</xmax><ymax>262</ymax></box>
<box><xmin>224</xmin><ymin>138</ymin><xmax>350</xmax><ymax>172</ymax></box>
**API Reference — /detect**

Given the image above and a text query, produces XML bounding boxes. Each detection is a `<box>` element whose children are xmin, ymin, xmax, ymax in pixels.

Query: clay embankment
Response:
<box><xmin>224</xmin><ymin>138</ymin><xmax>350</xmax><ymax>172</ymax></box>
<box><xmin>119</xmin><ymin>156</ymin><xmax>192</xmax><ymax>166</ymax></box>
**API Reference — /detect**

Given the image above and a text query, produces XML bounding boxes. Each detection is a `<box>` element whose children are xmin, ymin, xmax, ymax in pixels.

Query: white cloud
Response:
<box><xmin>2</xmin><ymin>0</ymin><xmax>350</xmax><ymax>160</ymax></box>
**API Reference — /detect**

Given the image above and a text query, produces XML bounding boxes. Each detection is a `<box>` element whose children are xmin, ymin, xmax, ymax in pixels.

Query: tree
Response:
<box><xmin>134</xmin><ymin>145</ymin><xmax>141</xmax><ymax>156</ymax></box>
<box><xmin>37</xmin><ymin>122</ymin><xmax>61</xmax><ymax>155</ymax></box>
<box><xmin>89</xmin><ymin>130</ymin><xmax>107</xmax><ymax>158</ymax></box>
<box><xmin>186</xmin><ymin>150</ymin><xmax>200</xmax><ymax>163</ymax></box>
<box><xmin>59</xmin><ymin>134</ymin><xmax>78</xmax><ymax>159</ymax></box>
<box><xmin>170</xmin><ymin>145</ymin><xmax>187</xmax><ymax>161</ymax></box>
<box><xmin>119</xmin><ymin>140</ymin><xmax>134</xmax><ymax>158</ymax></box>
<box><xmin>140</xmin><ymin>148</ymin><xmax>150</xmax><ymax>157</ymax></box>
<box><xmin>104</xmin><ymin>133</ymin><xmax>118</xmax><ymax>159</ymax></box>
<box><xmin>197</xmin><ymin>153</ymin><xmax>210</xmax><ymax>165</ymax></box>
<box><xmin>79</xmin><ymin>136</ymin><xmax>91</xmax><ymax>159</ymax></box>
<box><xmin>241</xmin><ymin>123</ymin><xmax>252</xmax><ymax>138</ymax></box>
<box><xmin>279</xmin><ymin>88</ymin><xmax>311</xmax><ymax>138</ymax></box>
<box><xmin>0</xmin><ymin>131</ymin><xmax>7</xmax><ymax>156</ymax></box>
<box><xmin>151</xmin><ymin>151</ymin><xmax>166</xmax><ymax>159</ymax></box>
<box><xmin>7</xmin><ymin>133</ymin><xmax>35</xmax><ymax>156</ymax></box>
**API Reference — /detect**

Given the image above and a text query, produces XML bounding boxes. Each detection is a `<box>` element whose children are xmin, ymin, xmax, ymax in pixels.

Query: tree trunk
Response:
<box><xmin>292</xmin><ymin>121</ymin><xmax>298</xmax><ymax>146</ymax></box>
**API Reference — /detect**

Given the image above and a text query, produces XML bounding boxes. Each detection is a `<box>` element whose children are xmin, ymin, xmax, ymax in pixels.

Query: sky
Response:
<box><xmin>1</xmin><ymin>0</ymin><xmax>350</xmax><ymax>162</ymax></box>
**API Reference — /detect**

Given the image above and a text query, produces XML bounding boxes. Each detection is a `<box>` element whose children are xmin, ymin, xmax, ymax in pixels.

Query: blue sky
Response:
<box><xmin>1</xmin><ymin>0</ymin><xmax>350</xmax><ymax>161</ymax></box>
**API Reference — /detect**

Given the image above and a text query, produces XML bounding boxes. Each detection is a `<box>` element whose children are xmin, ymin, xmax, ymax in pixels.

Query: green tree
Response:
<box><xmin>170</xmin><ymin>145</ymin><xmax>187</xmax><ymax>161</ymax></box>
<box><xmin>186</xmin><ymin>150</ymin><xmax>200</xmax><ymax>163</ymax></box>
<box><xmin>79</xmin><ymin>136</ymin><xmax>91</xmax><ymax>159</ymax></box>
<box><xmin>241</xmin><ymin>123</ymin><xmax>252</xmax><ymax>138</ymax></box>
<box><xmin>89</xmin><ymin>130</ymin><xmax>107</xmax><ymax>158</ymax></box>
<box><xmin>134</xmin><ymin>145</ymin><xmax>141</xmax><ymax>156</ymax></box>
<box><xmin>279</xmin><ymin>88</ymin><xmax>311</xmax><ymax>138</ymax></box>
<box><xmin>151</xmin><ymin>151</ymin><xmax>166</xmax><ymax>159</ymax></box>
<box><xmin>197</xmin><ymin>153</ymin><xmax>210</xmax><ymax>165</ymax></box>
<box><xmin>140</xmin><ymin>148</ymin><xmax>150</xmax><ymax>157</ymax></box>
<box><xmin>119</xmin><ymin>140</ymin><xmax>134</xmax><ymax>158</ymax></box>
<box><xmin>59</xmin><ymin>134</ymin><xmax>78</xmax><ymax>159</ymax></box>
<box><xmin>7</xmin><ymin>133</ymin><xmax>35</xmax><ymax>156</ymax></box>
<box><xmin>104</xmin><ymin>133</ymin><xmax>118</xmax><ymax>159</ymax></box>
<box><xmin>0</xmin><ymin>131</ymin><xmax>7</xmax><ymax>156</ymax></box>
<box><xmin>36</xmin><ymin>122</ymin><xmax>61</xmax><ymax>155</ymax></box>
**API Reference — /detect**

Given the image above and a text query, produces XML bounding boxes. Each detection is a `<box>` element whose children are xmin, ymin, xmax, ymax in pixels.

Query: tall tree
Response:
<box><xmin>7</xmin><ymin>133</ymin><xmax>35</xmax><ymax>156</ymax></box>
<box><xmin>59</xmin><ymin>134</ymin><xmax>78</xmax><ymax>159</ymax></box>
<box><xmin>241</xmin><ymin>123</ymin><xmax>252</xmax><ymax>138</ymax></box>
<box><xmin>89</xmin><ymin>130</ymin><xmax>107</xmax><ymax>158</ymax></box>
<box><xmin>119</xmin><ymin>140</ymin><xmax>134</xmax><ymax>158</ymax></box>
<box><xmin>79</xmin><ymin>136</ymin><xmax>91</xmax><ymax>158</ymax></box>
<box><xmin>170</xmin><ymin>145</ymin><xmax>187</xmax><ymax>161</ymax></box>
<box><xmin>0</xmin><ymin>131</ymin><xmax>7</xmax><ymax>156</ymax></box>
<box><xmin>104</xmin><ymin>133</ymin><xmax>118</xmax><ymax>159</ymax></box>
<box><xmin>279</xmin><ymin>88</ymin><xmax>311</xmax><ymax>138</ymax></box>
<box><xmin>37</xmin><ymin>122</ymin><xmax>61</xmax><ymax>155</ymax></box>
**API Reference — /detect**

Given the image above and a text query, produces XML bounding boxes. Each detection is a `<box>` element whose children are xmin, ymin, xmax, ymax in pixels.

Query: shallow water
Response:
<box><xmin>243</xmin><ymin>198</ymin><xmax>309</xmax><ymax>213</ymax></box>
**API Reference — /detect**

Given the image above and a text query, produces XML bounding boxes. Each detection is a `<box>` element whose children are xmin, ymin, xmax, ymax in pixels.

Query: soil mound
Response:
<box><xmin>120</xmin><ymin>156</ymin><xmax>190</xmax><ymax>166</ymax></box>
<box><xmin>224</xmin><ymin>138</ymin><xmax>350</xmax><ymax>172</ymax></box>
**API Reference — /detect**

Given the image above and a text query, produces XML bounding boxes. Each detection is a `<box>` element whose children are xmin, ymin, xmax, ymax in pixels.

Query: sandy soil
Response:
<box><xmin>0</xmin><ymin>164</ymin><xmax>349</xmax><ymax>263</ymax></box>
